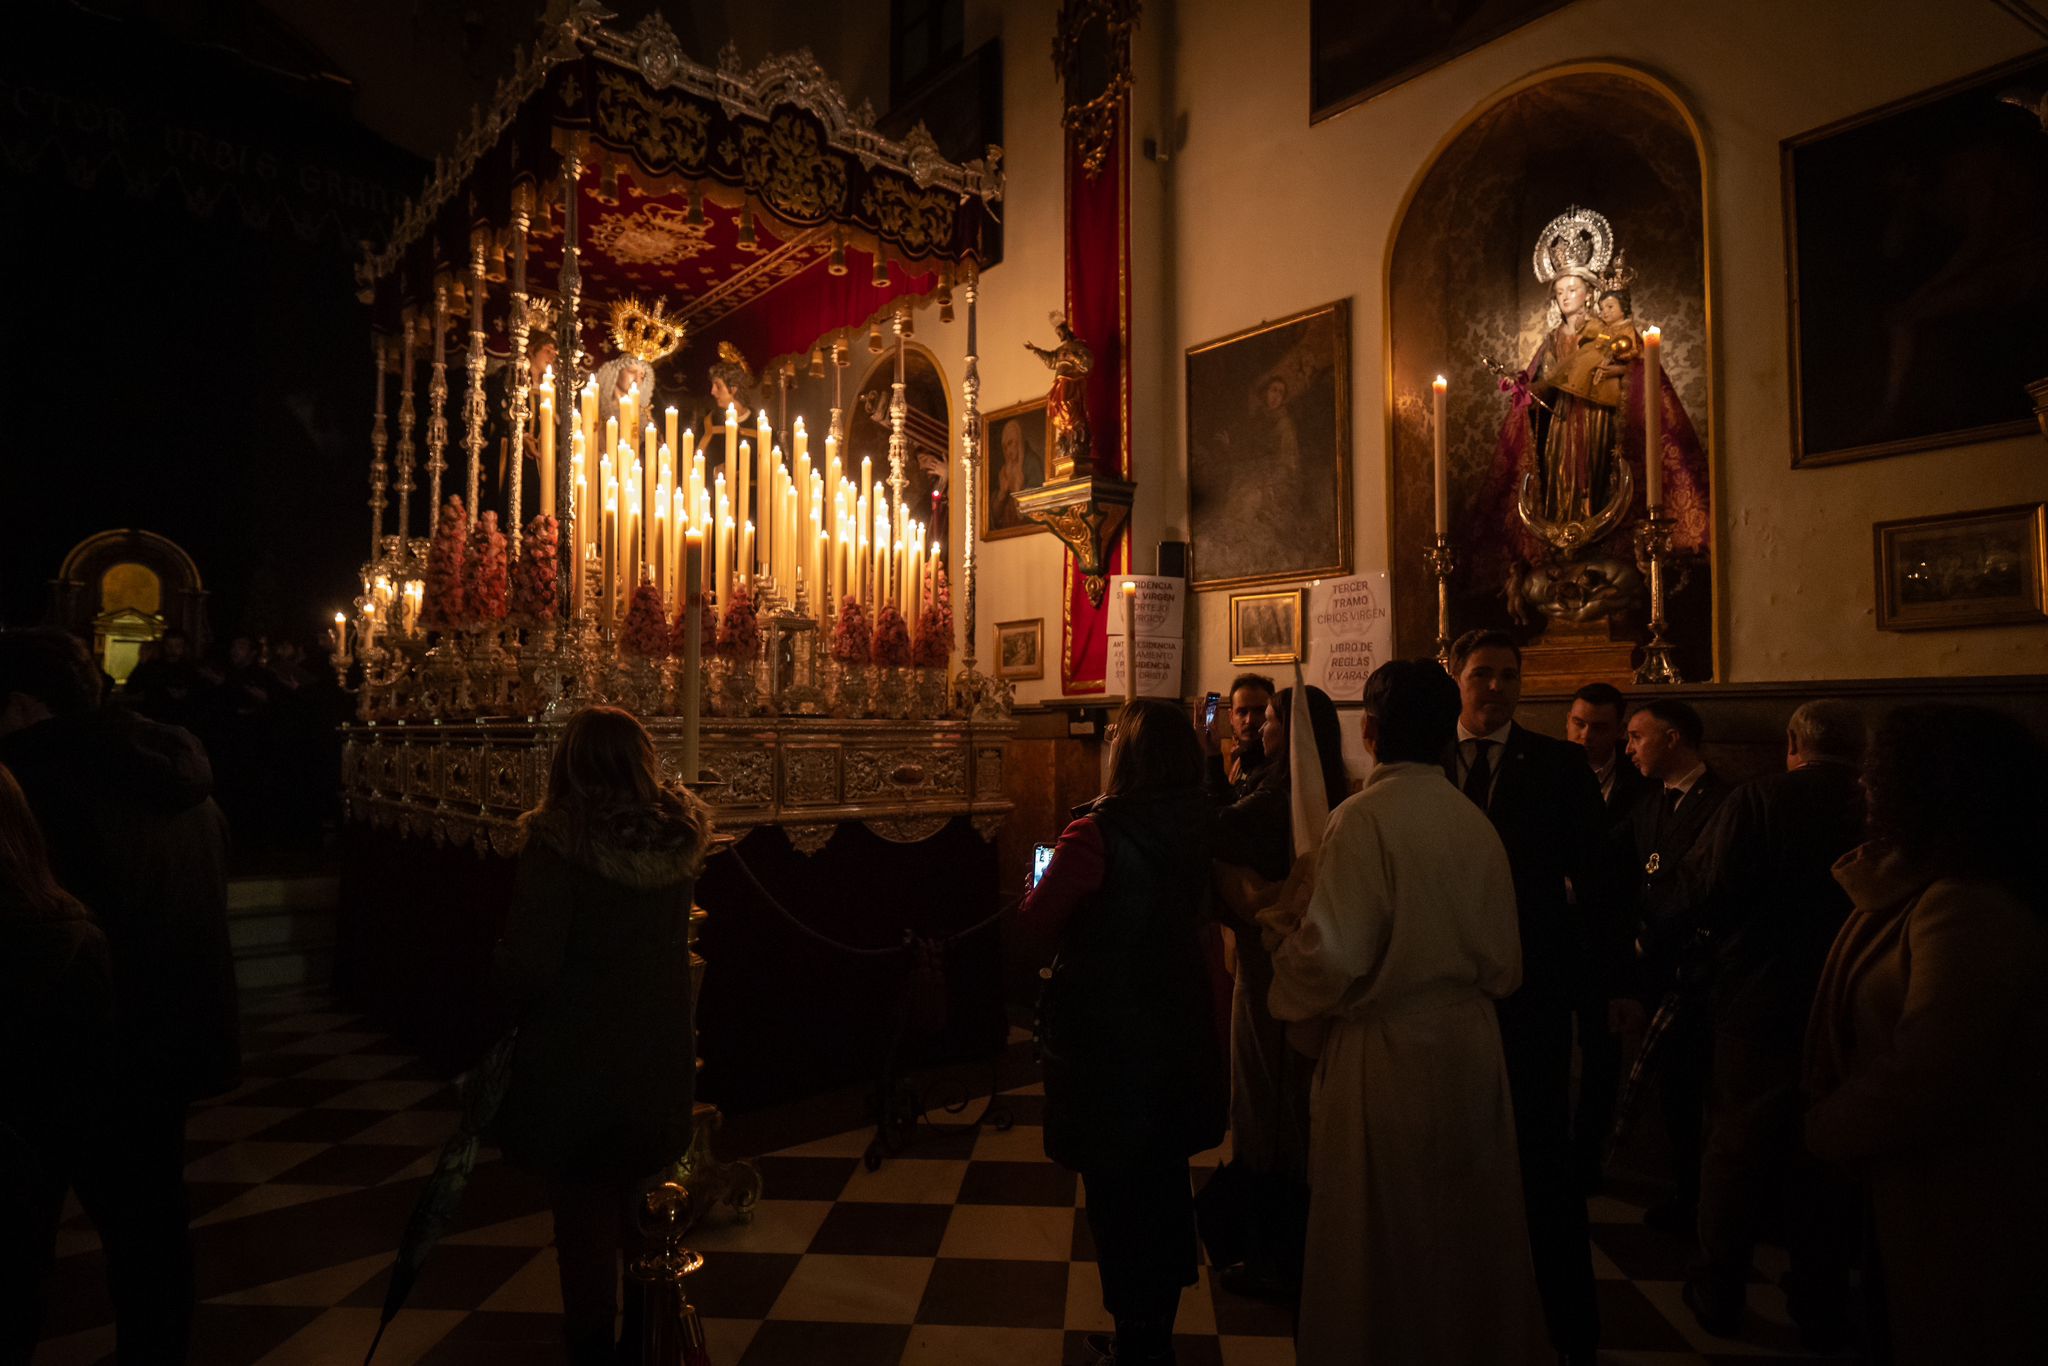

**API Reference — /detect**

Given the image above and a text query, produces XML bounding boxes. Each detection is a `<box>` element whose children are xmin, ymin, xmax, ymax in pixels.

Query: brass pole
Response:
<box><xmin>557</xmin><ymin>150</ymin><xmax>585</xmax><ymax>608</ymax></box>
<box><xmin>368</xmin><ymin>335</ymin><xmax>390</xmax><ymax>559</ymax></box>
<box><xmin>464</xmin><ymin>228</ymin><xmax>489</xmax><ymax>518</ymax></box>
<box><xmin>958</xmin><ymin>267</ymin><xmax>980</xmax><ymax>671</ymax></box>
<box><xmin>395</xmin><ymin>310</ymin><xmax>418</xmax><ymax>552</ymax></box>
<box><xmin>427</xmin><ymin>276</ymin><xmax>450</xmax><ymax>519</ymax></box>
<box><xmin>507</xmin><ymin>183</ymin><xmax>534</xmax><ymax>550</ymax></box>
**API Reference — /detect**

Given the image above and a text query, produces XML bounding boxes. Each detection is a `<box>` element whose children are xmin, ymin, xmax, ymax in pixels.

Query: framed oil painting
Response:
<box><xmin>1785</xmin><ymin>53</ymin><xmax>2048</xmax><ymax>467</ymax></box>
<box><xmin>981</xmin><ymin>397</ymin><xmax>1050</xmax><ymax>541</ymax></box>
<box><xmin>1875</xmin><ymin>502</ymin><xmax>2047</xmax><ymax>631</ymax></box>
<box><xmin>1310</xmin><ymin>0</ymin><xmax>1576</xmax><ymax>123</ymax></box>
<box><xmin>1229</xmin><ymin>589</ymin><xmax>1304</xmax><ymax>665</ymax></box>
<box><xmin>993</xmin><ymin>618</ymin><xmax>1045</xmax><ymax>679</ymax></box>
<box><xmin>1187</xmin><ymin>300</ymin><xmax>1351</xmax><ymax>591</ymax></box>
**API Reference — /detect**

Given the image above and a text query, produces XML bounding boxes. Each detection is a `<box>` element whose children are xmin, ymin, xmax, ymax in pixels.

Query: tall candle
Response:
<box><xmin>681</xmin><ymin>528</ymin><xmax>703</xmax><ymax>784</ymax></box>
<box><xmin>538</xmin><ymin>366</ymin><xmax>556</xmax><ymax>518</ymax></box>
<box><xmin>602</xmin><ymin>484</ymin><xmax>618</xmax><ymax>630</ymax></box>
<box><xmin>619</xmin><ymin>384</ymin><xmax>637</xmax><ymax>460</ymax></box>
<box><xmin>570</xmin><ymin>442</ymin><xmax>586</xmax><ymax>612</ymax></box>
<box><xmin>739</xmin><ymin>521</ymin><xmax>754</xmax><ymax>588</ymax></box>
<box><xmin>815</xmin><ymin>527</ymin><xmax>829</xmax><ymax>626</ymax></box>
<box><xmin>737</xmin><ymin>441</ymin><xmax>752</xmax><ymax>577</ymax></box>
<box><xmin>718</xmin><ymin>513</ymin><xmax>733</xmax><ymax>622</ymax></box>
<box><xmin>859</xmin><ymin>455</ymin><xmax>873</xmax><ymax>539</ymax></box>
<box><xmin>1431</xmin><ymin>375</ymin><xmax>1448</xmax><ymax>535</ymax></box>
<box><xmin>1121</xmin><ymin>580</ymin><xmax>1138</xmax><ymax>702</ymax></box>
<box><xmin>1642</xmin><ymin>326</ymin><xmax>1664</xmax><ymax>511</ymax></box>
<box><xmin>723</xmin><ymin>405</ymin><xmax>738</xmax><ymax>537</ymax></box>
<box><xmin>665</xmin><ymin>407</ymin><xmax>679</xmax><ymax>468</ymax></box>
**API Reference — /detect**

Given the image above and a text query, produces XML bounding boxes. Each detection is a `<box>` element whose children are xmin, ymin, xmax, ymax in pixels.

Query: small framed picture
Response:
<box><xmin>1229</xmin><ymin>589</ymin><xmax>1304</xmax><ymax>664</ymax></box>
<box><xmin>980</xmin><ymin>398</ymin><xmax>1051</xmax><ymax>541</ymax></box>
<box><xmin>993</xmin><ymin>618</ymin><xmax>1045</xmax><ymax>679</ymax></box>
<box><xmin>1874</xmin><ymin>502</ymin><xmax>2047</xmax><ymax>631</ymax></box>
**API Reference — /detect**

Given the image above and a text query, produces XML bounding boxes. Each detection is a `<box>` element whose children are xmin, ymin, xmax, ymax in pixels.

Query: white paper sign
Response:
<box><xmin>1108</xmin><ymin>574</ymin><xmax>1186</xmax><ymax>639</ymax></box>
<box><xmin>1107</xmin><ymin>635</ymin><xmax>1185</xmax><ymax>698</ymax></box>
<box><xmin>1304</xmin><ymin>572</ymin><xmax>1394</xmax><ymax>701</ymax></box>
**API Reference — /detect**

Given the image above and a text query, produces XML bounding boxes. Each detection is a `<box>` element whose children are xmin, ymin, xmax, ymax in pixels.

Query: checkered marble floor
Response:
<box><xmin>32</xmin><ymin>992</ymin><xmax>1849</xmax><ymax>1365</ymax></box>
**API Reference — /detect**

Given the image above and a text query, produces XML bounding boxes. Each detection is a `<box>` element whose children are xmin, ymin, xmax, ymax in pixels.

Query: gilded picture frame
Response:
<box><xmin>1187</xmin><ymin>299</ymin><xmax>1352</xmax><ymax>591</ymax></box>
<box><xmin>993</xmin><ymin>617</ymin><xmax>1045</xmax><ymax>679</ymax></box>
<box><xmin>1783</xmin><ymin>53</ymin><xmax>2048</xmax><ymax>467</ymax></box>
<box><xmin>1229</xmin><ymin>589</ymin><xmax>1305</xmax><ymax>665</ymax></box>
<box><xmin>1874</xmin><ymin>502</ymin><xmax>2048</xmax><ymax>631</ymax></box>
<box><xmin>980</xmin><ymin>397</ymin><xmax>1051</xmax><ymax>541</ymax></box>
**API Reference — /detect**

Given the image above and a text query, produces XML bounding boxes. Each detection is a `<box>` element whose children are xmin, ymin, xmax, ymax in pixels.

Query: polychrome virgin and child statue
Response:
<box><xmin>1471</xmin><ymin>206</ymin><xmax>1709</xmax><ymax>624</ymax></box>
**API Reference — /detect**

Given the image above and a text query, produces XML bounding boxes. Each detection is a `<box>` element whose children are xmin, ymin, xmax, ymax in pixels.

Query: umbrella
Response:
<box><xmin>363</xmin><ymin>1029</ymin><xmax>518</xmax><ymax>1365</ymax></box>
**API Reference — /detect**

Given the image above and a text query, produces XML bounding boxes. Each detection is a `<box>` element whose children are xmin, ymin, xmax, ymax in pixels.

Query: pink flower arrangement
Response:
<box><xmin>871</xmin><ymin>602</ymin><xmax>912</xmax><ymax>668</ymax></box>
<box><xmin>830</xmin><ymin>596</ymin><xmax>871</xmax><ymax>665</ymax></box>
<box><xmin>719</xmin><ymin>583</ymin><xmax>760</xmax><ymax>657</ymax></box>
<box><xmin>621</xmin><ymin>581</ymin><xmax>670</xmax><ymax>657</ymax></box>
<box><xmin>512</xmin><ymin>514</ymin><xmax>559</xmax><ymax>621</ymax></box>
<box><xmin>912</xmin><ymin>566</ymin><xmax>952</xmax><ymax>667</ymax></box>
<box><xmin>421</xmin><ymin>495</ymin><xmax>470</xmax><ymax>631</ymax></box>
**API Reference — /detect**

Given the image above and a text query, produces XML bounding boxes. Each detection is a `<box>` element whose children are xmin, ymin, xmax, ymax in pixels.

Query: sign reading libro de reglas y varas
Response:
<box><xmin>1303</xmin><ymin>572</ymin><xmax>1392</xmax><ymax>701</ymax></box>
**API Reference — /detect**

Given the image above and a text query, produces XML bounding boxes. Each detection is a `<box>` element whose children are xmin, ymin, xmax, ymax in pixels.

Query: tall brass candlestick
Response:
<box><xmin>463</xmin><ymin>230</ymin><xmax>488</xmax><ymax>519</ymax></box>
<box><xmin>1632</xmin><ymin>510</ymin><xmax>1683</xmax><ymax>684</ymax></box>
<box><xmin>1425</xmin><ymin>534</ymin><xmax>1458</xmax><ymax>670</ymax></box>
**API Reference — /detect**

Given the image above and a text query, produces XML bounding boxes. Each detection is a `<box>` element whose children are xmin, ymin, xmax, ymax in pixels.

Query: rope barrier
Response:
<box><xmin>723</xmin><ymin>845</ymin><xmax>1023</xmax><ymax>960</ymax></box>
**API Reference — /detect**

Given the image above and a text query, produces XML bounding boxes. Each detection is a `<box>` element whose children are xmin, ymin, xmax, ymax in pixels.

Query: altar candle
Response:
<box><xmin>538</xmin><ymin>367</ymin><xmax>556</xmax><ymax>517</ymax></box>
<box><xmin>859</xmin><ymin>456</ymin><xmax>873</xmax><ymax>539</ymax></box>
<box><xmin>643</xmin><ymin>426</ymin><xmax>659</xmax><ymax>550</ymax></box>
<box><xmin>723</xmin><ymin>405</ymin><xmax>738</xmax><ymax>535</ymax></box>
<box><xmin>739</xmin><ymin>521</ymin><xmax>754</xmax><ymax>588</ymax></box>
<box><xmin>783</xmin><ymin>468</ymin><xmax>798</xmax><ymax>596</ymax></box>
<box><xmin>1642</xmin><ymin>326</ymin><xmax>1664</xmax><ymax>510</ymax></box>
<box><xmin>1431</xmin><ymin>375</ymin><xmax>1448</xmax><ymax>535</ymax></box>
<box><xmin>652</xmin><ymin>488</ymin><xmax>667</xmax><ymax>602</ymax></box>
<box><xmin>757</xmin><ymin>412</ymin><xmax>773</xmax><ymax>573</ymax></box>
<box><xmin>1121</xmin><ymin>580</ymin><xmax>1138</xmax><ymax>702</ymax></box>
<box><xmin>736</xmin><ymin>441</ymin><xmax>752</xmax><ymax>577</ymax></box>
<box><xmin>825</xmin><ymin>437</ymin><xmax>840</xmax><ymax>521</ymax></box>
<box><xmin>334</xmin><ymin>611</ymin><xmax>348</xmax><ymax>659</ymax></box>
<box><xmin>620</xmin><ymin>384</ymin><xmax>637</xmax><ymax>458</ymax></box>
<box><xmin>602</xmin><ymin>484</ymin><xmax>618</xmax><ymax>629</ymax></box>
<box><xmin>816</xmin><ymin>527</ymin><xmax>829</xmax><ymax>626</ymax></box>
<box><xmin>571</xmin><ymin>439</ymin><xmax>586</xmax><ymax>610</ymax></box>
<box><xmin>693</xmin><ymin>451</ymin><xmax>708</xmax><ymax>530</ymax></box>
<box><xmin>605</xmin><ymin>416</ymin><xmax>618</xmax><ymax>473</ymax></box>
<box><xmin>681</xmin><ymin>527</ymin><xmax>704</xmax><ymax>785</ymax></box>
<box><xmin>665</xmin><ymin>407</ymin><xmax>679</xmax><ymax>467</ymax></box>
<box><xmin>718</xmin><ymin>513</ymin><xmax>733</xmax><ymax>622</ymax></box>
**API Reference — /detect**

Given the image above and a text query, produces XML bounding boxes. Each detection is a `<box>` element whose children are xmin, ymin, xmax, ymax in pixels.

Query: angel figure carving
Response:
<box><xmin>1024</xmin><ymin>313</ymin><xmax>1094</xmax><ymax>478</ymax></box>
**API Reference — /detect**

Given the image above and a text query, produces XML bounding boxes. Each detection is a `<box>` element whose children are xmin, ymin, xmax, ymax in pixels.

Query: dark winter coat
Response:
<box><xmin>489</xmin><ymin>789</ymin><xmax>707</xmax><ymax>1181</ymax></box>
<box><xmin>1036</xmin><ymin>789</ymin><xmax>1227</xmax><ymax>1172</ymax></box>
<box><xmin>0</xmin><ymin>710</ymin><xmax>238</xmax><ymax>1101</ymax></box>
<box><xmin>1</xmin><ymin>880</ymin><xmax>116</xmax><ymax>1258</ymax></box>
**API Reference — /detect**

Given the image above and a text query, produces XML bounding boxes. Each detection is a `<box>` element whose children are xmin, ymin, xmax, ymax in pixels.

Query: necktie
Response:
<box><xmin>1462</xmin><ymin>739</ymin><xmax>1494</xmax><ymax>807</ymax></box>
<box><xmin>1656</xmin><ymin>785</ymin><xmax>1682</xmax><ymax>839</ymax></box>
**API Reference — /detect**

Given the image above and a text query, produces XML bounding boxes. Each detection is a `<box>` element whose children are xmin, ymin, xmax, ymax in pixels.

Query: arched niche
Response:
<box><xmin>1386</xmin><ymin>67</ymin><xmax>1715</xmax><ymax>680</ymax></box>
<box><xmin>51</xmin><ymin>529</ymin><xmax>210</xmax><ymax>672</ymax></box>
<box><xmin>851</xmin><ymin>342</ymin><xmax>953</xmax><ymax>548</ymax></box>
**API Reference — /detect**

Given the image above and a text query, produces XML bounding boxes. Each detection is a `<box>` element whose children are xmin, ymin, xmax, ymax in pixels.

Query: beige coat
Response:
<box><xmin>1807</xmin><ymin>845</ymin><xmax>2048</xmax><ymax>1365</ymax></box>
<box><xmin>1270</xmin><ymin>762</ymin><xmax>1548</xmax><ymax>1365</ymax></box>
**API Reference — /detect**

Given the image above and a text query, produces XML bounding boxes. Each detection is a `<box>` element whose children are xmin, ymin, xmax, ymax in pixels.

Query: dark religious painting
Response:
<box><xmin>1310</xmin><ymin>0</ymin><xmax>1576</xmax><ymax>122</ymax></box>
<box><xmin>981</xmin><ymin>398</ymin><xmax>1050</xmax><ymax>540</ymax></box>
<box><xmin>1229</xmin><ymin>589</ymin><xmax>1304</xmax><ymax>664</ymax></box>
<box><xmin>1785</xmin><ymin>53</ymin><xmax>2048</xmax><ymax>467</ymax></box>
<box><xmin>1875</xmin><ymin>502</ymin><xmax>2047</xmax><ymax>631</ymax></box>
<box><xmin>850</xmin><ymin>345</ymin><xmax>953</xmax><ymax>546</ymax></box>
<box><xmin>1187</xmin><ymin>301</ymin><xmax>1352</xmax><ymax>591</ymax></box>
<box><xmin>1387</xmin><ymin>72</ymin><xmax>1714</xmax><ymax>682</ymax></box>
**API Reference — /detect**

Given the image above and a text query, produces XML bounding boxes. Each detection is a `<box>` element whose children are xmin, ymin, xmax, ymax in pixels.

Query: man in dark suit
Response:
<box><xmin>1677</xmin><ymin>700</ymin><xmax>1865</xmax><ymax>1344</ymax></box>
<box><xmin>1623</xmin><ymin>698</ymin><xmax>1729</xmax><ymax>1233</ymax></box>
<box><xmin>1563</xmin><ymin>682</ymin><xmax>1649</xmax><ymax>1188</ymax></box>
<box><xmin>1444</xmin><ymin>630</ymin><xmax>1621</xmax><ymax>1366</ymax></box>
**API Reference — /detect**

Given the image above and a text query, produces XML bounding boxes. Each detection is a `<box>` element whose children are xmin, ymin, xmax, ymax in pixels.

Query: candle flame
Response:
<box><xmin>1433</xmin><ymin>374</ymin><xmax>1447</xmax><ymax>388</ymax></box>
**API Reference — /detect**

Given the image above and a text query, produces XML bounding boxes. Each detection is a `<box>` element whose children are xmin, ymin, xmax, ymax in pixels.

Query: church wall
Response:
<box><xmin>953</xmin><ymin>0</ymin><xmax>2047</xmax><ymax>694</ymax></box>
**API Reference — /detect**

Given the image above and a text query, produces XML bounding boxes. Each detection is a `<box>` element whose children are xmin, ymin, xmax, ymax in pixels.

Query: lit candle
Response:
<box><xmin>723</xmin><ymin>405</ymin><xmax>738</xmax><ymax>538</ymax></box>
<box><xmin>570</xmin><ymin>438</ymin><xmax>586</xmax><ymax>612</ymax></box>
<box><xmin>619</xmin><ymin>383</ymin><xmax>638</xmax><ymax>459</ymax></box>
<box><xmin>736</xmin><ymin>440</ymin><xmax>752</xmax><ymax>577</ymax></box>
<box><xmin>739</xmin><ymin>520</ymin><xmax>754</xmax><ymax>588</ymax></box>
<box><xmin>1642</xmin><ymin>326</ymin><xmax>1663</xmax><ymax>511</ymax></box>
<box><xmin>665</xmin><ymin>406</ymin><xmax>679</xmax><ymax>469</ymax></box>
<box><xmin>333</xmin><ymin>611</ymin><xmax>348</xmax><ymax>660</ymax></box>
<box><xmin>538</xmin><ymin>366</ymin><xmax>556</xmax><ymax>518</ymax></box>
<box><xmin>714</xmin><ymin>477</ymin><xmax>729</xmax><ymax>614</ymax></box>
<box><xmin>816</xmin><ymin>527</ymin><xmax>830</xmax><ymax>626</ymax></box>
<box><xmin>604</xmin><ymin>415</ymin><xmax>618</xmax><ymax>473</ymax></box>
<box><xmin>1431</xmin><ymin>375</ymin><xmax>1448</xmax><ymax>536</ymax></box>
<box><xmin>1121</xmin><ymin>579</ymin><xmax>1138</xmax><ymax>702</ymax></box>
<box><xmin>681</xmin><ymin>527</ymin><xmax>704</xmax><ymax>784</ymax></box>
<box><xmin>757</xmin><ymin>411</ymin><xmax>773</xmax><ymax>578</ymax></box>
<box><xmin>718</xmin><ymin>513</ymin><xmax>734</xmax><ymax>623</ymax></box>
<box><xmin>602</xmin><ymin>484</ymin><xmax>618</xmax><ymax>629</ymax></box>
<box><xmin>859</xmin><ymin>455</ymin><xmax>873</xmax><ymax>540</ymax></box>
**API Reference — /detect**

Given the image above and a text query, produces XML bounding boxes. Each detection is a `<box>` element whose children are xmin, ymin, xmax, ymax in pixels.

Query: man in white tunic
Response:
<box><xmin>1270</xmin><ymin>659</ymin><xmax>1548</xmax><ymax>1364</ymax></box>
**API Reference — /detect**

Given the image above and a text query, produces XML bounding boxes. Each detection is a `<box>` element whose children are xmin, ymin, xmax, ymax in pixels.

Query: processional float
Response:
<box><xmin>330</xmin><ymin>3</ymin><xmax>1021</xmax><ymax>1255</ymax></box>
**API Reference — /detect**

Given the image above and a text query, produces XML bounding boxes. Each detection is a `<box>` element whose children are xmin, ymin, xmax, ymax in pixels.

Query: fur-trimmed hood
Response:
<box><xmin>519</xmin><ymin>786</ymin><xmax>710</xmax><ymax>889</ymax></box>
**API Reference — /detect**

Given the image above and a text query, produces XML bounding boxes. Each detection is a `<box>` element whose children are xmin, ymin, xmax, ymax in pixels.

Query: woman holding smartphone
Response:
<box><xmin>1024</xmin><ymin>699</ymin><xmax>1228</xmax><ymax>1366</ymax></box>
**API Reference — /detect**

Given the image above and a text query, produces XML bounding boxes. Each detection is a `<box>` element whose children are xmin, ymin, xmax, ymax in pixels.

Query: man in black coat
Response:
<box><xmin>1622</xmin><ymin>698</ymin><xmax>1730</xmax><ymax>1232</ymax></box>
<box><xmin>1676</xmin><ymin>700</ymin><xmax>1866</xmax><ymax>1343</ymax></box>
<box><xmin>1443</xmin><ymin>630</ymin><xmax>1623</xmax><ymax>1366</ymax></box>
<box><xmin>1563</xmin><ymin>681</ymin><xmax>1650</xmax><ymax>1188</ymax></box>
<box><xmin>1200</xmin><ymin>671</ymin><xmax>1275</xmax><ymax>802</ymax></box>
<box><xmin>0</xmin><ymin>629</ymin><xmax>239</xmax><ymax>1366</ymax></box>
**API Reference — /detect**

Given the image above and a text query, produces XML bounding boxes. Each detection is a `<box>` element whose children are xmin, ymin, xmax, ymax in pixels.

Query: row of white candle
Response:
<box><xmin>531</xmin><ymin>369</ymin><xmax>945</xmax><ymax>633</ymax></box>
<box><xmin>1427</xmin><ymin>324</ymin><xmax>1666</xmax><ymax>534</ymax></box>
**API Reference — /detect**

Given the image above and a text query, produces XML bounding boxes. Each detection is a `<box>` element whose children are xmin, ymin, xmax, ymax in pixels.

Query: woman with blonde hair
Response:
<box><xmin>490</xmin><ymin>706</ymin><xmax>710</xmax><ymax>1366</ymax></box>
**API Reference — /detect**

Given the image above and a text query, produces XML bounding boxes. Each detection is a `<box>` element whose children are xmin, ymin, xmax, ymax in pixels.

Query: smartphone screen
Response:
<box><xmin>1201</xmin><ymin>691</ymin><xmax>1222</xmax><ymax>728</ymax></box>
<box><xmin>1031</xmin><ymin>843</ymin><xmax>1055</xmax><ymax>888</ymax></box>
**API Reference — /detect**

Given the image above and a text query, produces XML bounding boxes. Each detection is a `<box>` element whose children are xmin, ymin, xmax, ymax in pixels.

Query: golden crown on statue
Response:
<box><xmin>609</xmin><ymin>295</ymin><xmax>686</xmax><ymax>363</ymax></box>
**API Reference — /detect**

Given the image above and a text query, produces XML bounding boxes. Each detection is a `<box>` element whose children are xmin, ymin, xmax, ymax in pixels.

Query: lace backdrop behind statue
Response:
<box><xmin>1388</xmin><ymin>73</ymin><xmax>1712</xmax><ymax>669</ymax></box>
